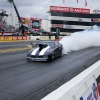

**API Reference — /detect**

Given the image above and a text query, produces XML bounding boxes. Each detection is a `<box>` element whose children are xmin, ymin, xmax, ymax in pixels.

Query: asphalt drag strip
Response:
<box><xmin>0</xmin><ymin>47</ymin><xmax>30</xmax><ymax>53</ymax></box>
<box><xmin>0</xmin><ymin>47</ymin><xmax>100</xmax><ymax>100</ymax></box>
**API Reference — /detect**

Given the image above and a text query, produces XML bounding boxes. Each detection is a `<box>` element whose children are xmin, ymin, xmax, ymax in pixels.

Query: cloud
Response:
<box><xmin>0</xmin><ymin>0</ymin><xmax>100</xmax><ymax>19</ymax></box>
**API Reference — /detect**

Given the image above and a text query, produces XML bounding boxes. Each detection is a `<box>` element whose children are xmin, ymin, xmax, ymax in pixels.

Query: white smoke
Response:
<box><xmin>59</xmin><ymin>25</ymin><xmax>100</xmax><ymax>54</ymax></box>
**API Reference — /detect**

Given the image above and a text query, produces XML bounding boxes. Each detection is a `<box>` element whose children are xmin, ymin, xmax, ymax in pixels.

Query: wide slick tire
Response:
<box><xmin>27</xmin><ymin>58</ymin><xmax>31</xmax><ymax>62</ymax></box>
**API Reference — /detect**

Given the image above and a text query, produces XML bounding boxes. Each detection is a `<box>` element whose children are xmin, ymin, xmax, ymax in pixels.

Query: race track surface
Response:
<box><xmin>0</xmin><ymin>41</ymin><xmax>40</xmax><ymax>50</ymax></box>
<box><xmin>0</xmin><ymin>41</ymin><xmax>100</xmax><ymax>100</ymax></box>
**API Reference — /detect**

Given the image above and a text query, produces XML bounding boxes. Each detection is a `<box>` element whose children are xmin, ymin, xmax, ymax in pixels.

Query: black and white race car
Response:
<box><xmin>27</xmin><ymin>41</ymin><xmax>63</xmax><ymax>61</ymax></box>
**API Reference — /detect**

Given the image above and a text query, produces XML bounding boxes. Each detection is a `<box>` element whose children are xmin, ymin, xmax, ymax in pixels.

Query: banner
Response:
<box><xmin>12</xmin><ymin>36</ymin><xmax>27</xmax><ymax>40</ymax></box>
<box><xmin>80</xmin><ymin>82</ymin><xmax>99</xmax><ymax>100</ymax></box>
<box><xmin>93</xmin><ymin>9</ymin><xmax>100</xmax><ymax>14</ymax></box>
<box><xmin>66</xmin><ymin>25</ymin><xmax>73</xmax><ymax>29</ymax></box>
<box><xmin>0</xmin><ymin>32</ymin><xmax>14</xmax><ymax>36</ymax></box>
<box><xmin>50</xmin><ymin>6</ymin><xmax>90</xmax><ymax>14</ymax></box>
<box><xmin>0</xmin><ymin>36</ymin><xmax>12</xmax><ymax>41</ymax></box>
<box><xmin>12</xmin><ymin>36</ymin><xmax>18</xmax><ymax>40</ymax></box>
<box><xmin>0</xmin><ymin>36</ymin><xmax>4</xmax><ymax>41</ymax></box>
<box><xmin>25</xmin><ymin>18</ymin><xmax>29</xmax><ymax>24</ymax></box>
<box><xmin>4</xmin><ymin>36</ymin><xmax>12</xmax><ymax>41</ymax></box>
<box><xmin>19</xmin><ymin>17</ymin><xmax>29</xmax><ymax>25</ymax></box>
<box><xmin>52</xmin><ymin>24</ymin><xmax>63</xmax><ymax>28</ymax></box>
<box><xmin>0</xmin><ymin>26</ymin><xmax>2</xmax><ymax>28</ymax></box>
<box><xmin>91</xmin><ymin>18</ymin><xmax>100</xmax><ymax>22</ymax></box>
<box><xmin>96</xmin><ymin>75</ymin><xmax>100</xmax><ymax>96</ymax></box>
<box><xmin>80</xmin><ymin>75</ymin><xmax>100</xmax><ymax>100</ymax></box>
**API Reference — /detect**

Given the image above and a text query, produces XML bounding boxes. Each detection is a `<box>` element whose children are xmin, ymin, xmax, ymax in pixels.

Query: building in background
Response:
<box><xmin>2</xmin><ymin>6</ymin><xmax>100</xmax><ymax>35</ymax></box>
<box><xmin>41</xmin><ymin>19</ymin><xmax>49</xmax><ymax>32</ymax></box>
<box><xmin>6</xmin><ymin>14</ymin><xmax>29</xmax><ymax>31</ymax></box>
<box><xmin>47</xmin><ymin>6</ymin><xmax>100</xmax><ymax>35</ymax></box>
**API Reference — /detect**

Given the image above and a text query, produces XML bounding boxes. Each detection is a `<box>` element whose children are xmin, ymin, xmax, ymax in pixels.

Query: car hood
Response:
<box><xmin>30</xmin><ymin>46</ymin><xmax>55</xmax><ymax>56</ymax></box>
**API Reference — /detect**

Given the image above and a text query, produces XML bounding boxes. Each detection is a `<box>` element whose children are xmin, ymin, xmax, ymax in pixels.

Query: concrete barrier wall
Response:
<box><xmin>42</xmin><ymin>60</ymin><xmax>100</xmax><ymax>100</ymax></box>
<box><xmin>27</xmin><ymin>36</ymin><xmax>55</xmax><ymax>40</ymax></box>
<box><xmin>0</xmin><ymin>36</ymin><xmax>64</xmax><ymax>41</ymax></box>
<box><xmin>0</xmin><ymin>36</ymin><xmax>27</xmax><ymax>41</ymax></box>
<box><xmin>27</xmin><ymin>36</ymin><xmax>64</xmax><ymax>41</ymax></box>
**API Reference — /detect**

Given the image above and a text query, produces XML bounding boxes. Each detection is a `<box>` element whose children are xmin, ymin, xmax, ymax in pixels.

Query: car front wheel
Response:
<box><xmin>27</xmin><ymin>58</ymin><xmax>30</xmax><ymax>62</ymax></box>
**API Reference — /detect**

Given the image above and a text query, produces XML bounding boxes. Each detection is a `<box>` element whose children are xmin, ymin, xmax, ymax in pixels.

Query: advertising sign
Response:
<box><xmin>96</xmin><ymin>75</ymin><xmax>100</xmax><ymax>96</ymax></box>
<box><xmin>52</xmin><ymin>24</ymin><xmax>63</xmax><ymax>28</ymax></box>
<box><xmin>20</xmin><ymin>17</ymin><xmax>25</xmax><ymax>24</ymax></box>
<box><xmin>18</xmin><ymin>17</ymin><xmax>29</xmax><ymax>25</ymax></box>
<box><xmin>66</xmin><ymin>25</ymin><xmax>73</xmax><ymax>29</ymax></box>
<box><xmin>80</xmin><ymin>75</ymin><xmax>100</xmax><ymax>100</ymax></box>
<box><xmin>30</xmin><ymin>17</ymin><xmax>42</xmax><ymax>31</ymax></box>
<box><xmin>91</xmin><ymin>18</ymin><xmax>100</xmax><ymax>22</ymax></box>
<box><xmin>25</xmin><ymin>18</ymin><xmax>29</xmax><ymax>24</ymax></box>
<box><xmin>0</xmin><ymin>25</ymin><xmax>2</xmax><ymax>28</ymax></box>
<box><xmin>50</xmin><ymin>6</ymin><xmax>90</xmax><ymax>14</ymax></box>
<box><xmin>33</xmin><ymin>21</ymin><xmax>40</xmax><ymax>28</ymax></box>
<box><xmin>12</xmin><ymin>36</ymin><xmax>27</xmax><ymax>40</ymax></box>
<box><xmin>93</xmin><ymin>9</ymin><xmax>100</xmax><ymax>14</ymax></box>
<box><xmin>0</xmin><ymin>36</ymin><xmax>3</xmax><ymax>40</ymax></box>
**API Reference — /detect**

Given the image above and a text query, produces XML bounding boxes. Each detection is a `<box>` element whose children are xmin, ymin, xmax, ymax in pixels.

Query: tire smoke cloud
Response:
<box><xmin>59</xmin><ymin>25</ymin><xmax>100</xmax><ymax>54</ymax></box>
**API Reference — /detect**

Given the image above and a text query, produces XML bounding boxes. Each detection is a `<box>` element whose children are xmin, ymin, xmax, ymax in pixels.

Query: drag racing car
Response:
<box><xmin>27</xmin><ymin>41</ymin><xmax>63</xmax><ymax>61</ymax></box>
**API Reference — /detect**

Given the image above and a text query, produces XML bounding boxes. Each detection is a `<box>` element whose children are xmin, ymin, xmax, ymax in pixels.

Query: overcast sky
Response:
<box><xmin>0</xmin><ymin>0</ymin><xmax>100</xmax><ymax>19</ymax></box>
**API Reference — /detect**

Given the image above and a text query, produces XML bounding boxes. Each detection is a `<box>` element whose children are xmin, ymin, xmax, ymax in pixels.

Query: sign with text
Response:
<box><xmin>80</xmin><ymin>83</ymin><xmax>99</xmax><ymax>100</ymax></box>
<box><xmin>19</xmin><ymin>17</ymin><xmax>29</xmax><ymax>25</ymax></box>
<box><xmin>52</xmin><ymin>24</ymin><xmax>63</xmax><ymax>28</ymax></box>
<box><xmin>91</xmin><ymin>18</ymin><xmax>100</xmax><ymax>22</ymax></box>
<box><xmin>50</xmin><ymin>6</ymin><xmax>90</xmax><ymax>14</ymax></box>
<box><xmin>66</xmin><ymin>25</ymin><xmax>73</xmax><ymax>29</ymax></box>
<box><xmin>93</xmin><ymin>9</ymin><xmax>100</xmax><ymax>14</ymax></box>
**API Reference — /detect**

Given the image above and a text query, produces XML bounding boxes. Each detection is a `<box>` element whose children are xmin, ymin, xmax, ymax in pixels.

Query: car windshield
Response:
<box><xmin>43</xmin><ymin>42</ymin><xmax>55</xmax><ymax>48</ymax></box>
